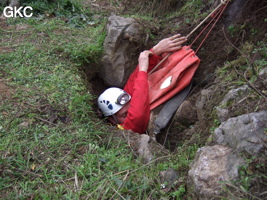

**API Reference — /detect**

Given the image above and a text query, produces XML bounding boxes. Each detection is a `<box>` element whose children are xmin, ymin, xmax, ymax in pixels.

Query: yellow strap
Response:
<box><xmin>117</xmin><ymin>124</ymin><xmax>124</xmax><ymax>130</ymax></box>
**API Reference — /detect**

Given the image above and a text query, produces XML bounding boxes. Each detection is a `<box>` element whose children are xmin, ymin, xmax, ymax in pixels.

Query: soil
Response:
<box><xmin>83</xmin><ymin>0</ymin><xmax>267</xmax><ymax>150</ymax></box>
<box><xmin>156</xmin><ymin>0</ymin><xmax>267</xmax><ymax>150</ymax></box>
<box><xmin>1</xmin><ymin>0</ymin><xmax>266</xmax><ymax>147</ymax></box>
<box><xmin>1</xmin><ymin>0</ymin><xmax>266</xmax><ymax>198</ymax></box>
<box><xmin>0</xmin><ymin>70</ymin><xmax>14</xmax><ymax>101</ymax></box>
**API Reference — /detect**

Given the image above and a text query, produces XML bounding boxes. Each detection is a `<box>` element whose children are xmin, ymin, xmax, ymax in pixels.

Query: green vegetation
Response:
<box><xmin>0</xmin><ymin>1</ymin><xmax>200</xmax><ymax>199</ymax></box>
<box><xmin>209</xmin><ymin>119</ymin><xmax>221</xmax><ymax>134</ymax></box>
<box><xmin>1</xmin><ymin>0</ymin><xmax>266</xmax><ymax>199</ymax></box>
<box><xmin>219</xmin><ymin>155</ymin><xmax>267</xmax><ymax>200</ymax></box>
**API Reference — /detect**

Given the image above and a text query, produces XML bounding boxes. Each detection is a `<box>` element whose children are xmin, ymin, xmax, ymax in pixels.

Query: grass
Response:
<box><xmin>216</xmin><ymin>40</ymin><xmax>267</xmax><ymax>87</ymax></box>
<box><xmin>1</xmin><ymin>0</ymin><xmax>265</xmax><ymax>199</ymax></box>
<box><xmin>0</xmin><ymin>1</ymin><xmax>201</xmax><ymax>199</ymax></box>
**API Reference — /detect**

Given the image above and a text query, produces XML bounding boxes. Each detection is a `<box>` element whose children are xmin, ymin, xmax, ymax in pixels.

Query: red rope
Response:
<box><xmin>148</xmin><ymin>1</ymin><xmax>230</xmax><ymax>75</ymax></box>
<box><xmin>190</xmin><ymin>6</ymin><xmax>223</xmax><ymax>47</ymax></box>
<box><xmin>194</xmin><ymin>1</ymin><xmax>230</xmax><ymax>53</ymax></box>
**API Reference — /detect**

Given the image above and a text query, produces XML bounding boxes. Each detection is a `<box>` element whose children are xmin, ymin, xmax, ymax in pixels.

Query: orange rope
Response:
<box><xmin>148</xmin><ymin>0</ymin><xmax>230</xmax><ymax>75</ymax></box>
<box><xmin>190</xmin><ymin>6</ymin><xmax>223</xmax><ymax>47</ymax></box>
<box><xmin>195</xmin><ymin>2</ymin><xmax>230</xmax><ymax>53</ymax></box>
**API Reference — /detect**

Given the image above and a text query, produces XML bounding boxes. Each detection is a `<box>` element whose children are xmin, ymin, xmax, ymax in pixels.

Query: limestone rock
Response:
<box><xmin>101</xmin><ymin>15</ymin><xmax>147</xmax><ymax>87</ymax></box>
<box><xmin>188</xmin><ymin>145</ymin><xmax>245</xmax><ymax>199</ymax></box>
<box><xmin>214</xmin><ymin>110</ymin><xmax>267</xmax><ymax>156</ymax></box>
<box><xmin>225</xmin><ymin>0</ymin><xmax>247</xmax><ymax>26</ymax></box>
<box><xmin>160</xmin><ymin>168</ymin><xmax>179</xmax><ymax>192</ymax></box>
<box><xmin>259</xmin><ymin>68</ymin><xmax>267</xmax><ymax>86</ymax></box>
<box><xmin>111</xmin><ymin>129</ymin><xmax>169</xmax><ymax>163</ymax></box>
<box><xmin>259</xmin><ymin>68</ymin><xmax>267</xmax><ymax>77</ymax></box>
<box><xmin>216</xmin><ymin>85</ymin><xmax>249</xmax><ymax>122</ymax></box>
<box><xmin>196</xmin><ymin>89</ymin><xmax>213</xmax><ymax>110</ymax></box>
<box><xmin>175</xmin><ymin>100</ymin><xmax>198</xmax><ymax>126</ymax></box>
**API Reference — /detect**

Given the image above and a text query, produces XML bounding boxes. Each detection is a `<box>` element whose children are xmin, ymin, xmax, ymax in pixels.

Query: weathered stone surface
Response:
<box><xmin>160</xmin><ymin>168</ymin><xmax>179</xmax><ymax>192</ymax></box>
<box><xmin>188</xmin><ymin>145</ymin><xmax>245</xmax><ymax>199</ymax></box>
<box><xmin>196</xmin><ymin>89</ymin><xmax>213</xmax><ymax>110</ymax></box>
<box><xmin>146</xmin><ymin>100</ymin><xmax>197</xmax><ymax>139</ymax></box>
<box><xmin>259</xmin><ymin>68</ymin><xmax>267</xmax><ymax>77</ymax></box>
<box><xmin>214</xmin><ymin>110</ymin><xmax>267</xmax><ymax>156</ymax></box>
<box><xmin>100</xmin><ymin>15</ymin><xmax>147</xmax><ymax>87</ymax></box>
<box><xmin>111</xmin><ymin>129</ymin><xmax>169</xmax><ymax>163</ymax></box>
<box><xmin>216</xmin><ymin>85</ymin><xmax>249</xmax><ymax>122</ymax></box>
<box><xmin>259</xmin><ymin>68</ymin><xmax>267</xmax><ymax>86</ymax></box>
<box><xmin>225</xmin><ymin>0</ymin><xmax>248</xmax><ymax>25</ymax></box>
<box><xmin>175</xmin><ymin>100</ymin><xmax>198</xmax><ymax>126</ymax></box>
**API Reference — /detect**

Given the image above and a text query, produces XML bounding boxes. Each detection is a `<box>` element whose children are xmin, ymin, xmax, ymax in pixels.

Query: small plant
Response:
<box><xmin>171</xmin><ymin>184</ymin><xmax>186</xmax><ymax>199</ymax></box>
<box><xmin>210</xmin><ymin>118</ymin><xmax>221</xmax><ymax>134</ymax></box>
<box><xmin>238</xmin><ymin>165</ymin><xmax>252</xmax><ymax>191</ymax></box>
<box><xmin>250</xmin><ymin>27</ymin><xmax>258</xmax><ymax>35</ymax></box>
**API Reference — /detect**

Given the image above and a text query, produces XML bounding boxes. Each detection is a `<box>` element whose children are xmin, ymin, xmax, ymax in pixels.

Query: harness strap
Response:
<box><xmin>153</xmin><ymin>82</ymin><xmax>192</xmax><ymax>134</ymax></box>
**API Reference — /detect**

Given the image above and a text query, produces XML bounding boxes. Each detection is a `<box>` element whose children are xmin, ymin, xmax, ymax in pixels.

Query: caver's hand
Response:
<box><xmin>151</xmin><ymin>34</ymin><xmax>187</xmax><ymax>56</ymax></box>
<box><xmin>138</xmin><ymin>50</ymin><xmax>153</xmax><ymax>72</ymax></box>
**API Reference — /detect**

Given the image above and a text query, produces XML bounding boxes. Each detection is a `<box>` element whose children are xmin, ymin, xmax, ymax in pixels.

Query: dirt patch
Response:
<box><xmin>0</xmin><ymin>81</ymin><xmax>13</xmax><ymax>100</ymax></box>
<box><xmin>0</xmin><ymin>71</ymin><xmax>14</xmax><ymax>101</ymax></box>
<box><xmin>81</xmin><ymin>0</ymin><xmax>267</xmax><ymax>151</ymax></box>
<box><xmin>0</xmin><ymin>46</ymin><xmax>15</xmax><ymax>53</ymax></box>
<box><xmin>152</xmin><ymin>0</ymin><xmax>267</xmax><ymax>149</ymax></box>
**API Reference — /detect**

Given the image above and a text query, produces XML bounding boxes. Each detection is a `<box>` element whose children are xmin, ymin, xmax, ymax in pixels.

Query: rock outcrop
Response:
<box><xmin>188</xmin><ymin>145</ymin><xmax>246</xmax><ymax>199</ymax></box>
<box><xmin>216</xmin><ymin>85</ymin><xmax>250</xmax><ymax>122</ymax></box>
<box><xmin>110</xmin><ymin>129</ymin><xmax>169</xmax><ymax>163</ymax></box>
<box><xmin>214</xmin><ymin>110</ymin><xmax>267</xmax><ymax>156</ymax></box>
<box><xmin>188</xmin><ymin>110</ymin><xmax>267</xmax><ymax>199</ymax></box>
<box><xmin>100</xmin><ymin>15</ymin><xmax>147</xmax><ymax>87</ymax></box>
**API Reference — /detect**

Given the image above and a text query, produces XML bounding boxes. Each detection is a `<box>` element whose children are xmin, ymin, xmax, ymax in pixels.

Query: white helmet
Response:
<box><xmin>98</xmin><ymin>87</ymin><xmax>131</xmax><ymax>117</ymax></box>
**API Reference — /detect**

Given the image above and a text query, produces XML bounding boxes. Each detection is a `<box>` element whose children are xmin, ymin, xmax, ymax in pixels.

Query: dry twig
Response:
<box><xmin>222</xmin><ymin>27</ymin><xmax>267</xmax><ymax>99</ymax></box>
